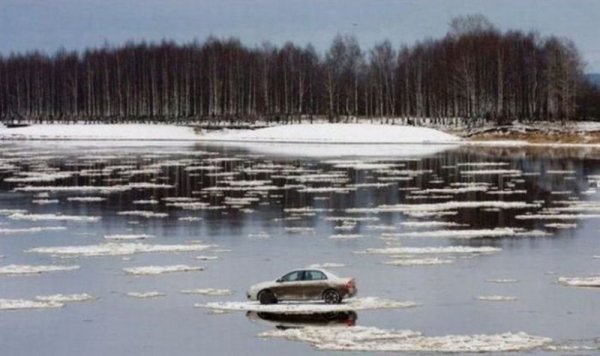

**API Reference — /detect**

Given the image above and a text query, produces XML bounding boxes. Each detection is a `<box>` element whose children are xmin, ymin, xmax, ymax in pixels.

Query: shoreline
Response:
<box><xmin>2</xmin><ymin>122</ymin><xmax>600</xmax><ymax>148</ymax></box>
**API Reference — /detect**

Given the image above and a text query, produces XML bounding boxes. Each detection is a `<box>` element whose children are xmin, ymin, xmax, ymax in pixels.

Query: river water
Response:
<box><xmin>0</xmin><ymin>142</ymin><xmax>598</xmax><ymax>354</ymax></box>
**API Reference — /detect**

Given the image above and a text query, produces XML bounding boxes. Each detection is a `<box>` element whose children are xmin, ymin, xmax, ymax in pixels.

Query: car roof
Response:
<box><xmin>287</xmin><ymin>268</ymin><xmax>339</xmax><ymax>279</ymax></box>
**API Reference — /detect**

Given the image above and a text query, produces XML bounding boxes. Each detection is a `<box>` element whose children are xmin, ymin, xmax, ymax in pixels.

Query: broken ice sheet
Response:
<box><xmin>123</xmin><ymin>264</ymin><xmax>204</xmax><ymax>275</ymax></box>
<box><xmin>198</xmin><ymin>297</ymin><xmax>418</xmax><ymax>314</ymax></box>
<box><xmin>27</xmin><ymin>242</ymin><xmax>213</xmax><ymax>257</ymax></box>
<box><xmin>0</xmin><ymin>264</ymin><xmax>79</xmax><ymax>275</ymax></box>
<box><xmin>125</xmin><ymin>291</ymin><xmax>165</xmax><ymax>298</ymax></box>
<box><xmin>558</xmin><ymin>276</ymin><xmax>600</xmax><ymax>287</ymax></box>
<box><xmin>181</xmin><ymin>288</ymin><xmax>232</xmax><ymax>296</ymax></box>
<box><xmin>259</xmin><ymin>326</ymin><xmax>551</xmax><ymax>352</ymax></box>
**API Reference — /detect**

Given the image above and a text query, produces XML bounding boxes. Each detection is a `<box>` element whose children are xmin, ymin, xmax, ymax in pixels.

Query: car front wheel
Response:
<box><xmin>323</xmin><ymin>289</ymin><xmax>341</xmax><ymax>304</ymax></box>
<box><xmin>258</xmin><ymin>290</ymin><xmax>277</xmax><ymax>305</ymax></box>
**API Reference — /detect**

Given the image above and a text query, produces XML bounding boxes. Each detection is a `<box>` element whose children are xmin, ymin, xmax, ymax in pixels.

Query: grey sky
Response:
<box><xmin>1</xmin><ymin>0</ymin><xmax>599</xmax><ymax>72</ymax></box>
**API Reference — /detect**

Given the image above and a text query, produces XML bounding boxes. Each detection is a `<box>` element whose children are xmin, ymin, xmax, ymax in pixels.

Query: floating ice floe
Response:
<box><xmin>477</xmin><ymin>295</ymin><xmax>517</xmax><ymax>302</ymax></box>
<box><xmin>117</xmin><ymin>211</ymin><xmax>168</xmax><ymax>218</ymax></box>
<box><xmin>461</xmin><ymin>169</ymin><xmax>522</xmax><ymax>176</ymax></box>
<box><xmin>104</xmin><ymin>234</ymin><xmax>154</xmax><ymax>240</ymax></box>
<box><xmin>486</xmin><ymin>279</ymin><xmax>519</xmax><ymax>284</ymax></box>
<box><xmin>348</xmin><ymin>201</ymin><xmax>539</xmax><ymax>214</ymax></box>
<box><xmin>4</xmin><ymin>171</ymin><xmax>74</xmax><ymax>183</ymax></box>
<box><xmin>362</xmin><ymin>246</ymin><xmax>501</xmax><ymax>255</ymax></box>
<box><xmin>0</xmin><ymin>298</ymin><xmax>63</xmax><ymax>310</ymax></box>
<box><xmin>181</xmin><ymin>288</ymin><xmax>232</xmax><ymax>296</ymax></box>
<box><xmin>0</xmin><ymin>264</ymin><xmax>79</xmax><ymax>275</ymax></box>
<box><xmin>35</xmin><ymin>293</ymin><xmax>94</xmax><ymax>303</ymax></box>
<box><xmin>306</xmin><ymin>263</ymin><xmax>345</xmax><ymax>268</ymax></box>
<box><xmin>179</xmin><ymin>216</ymin><xmax>203</xmax><ymax>222</ymax></box>
<box><xmin>133</xmin><ymin>199</ymin><xmax>159</xmax><ymax>205</ymax></box>
<box><xmin>330</xmin><ymin>234</ymin><xmax>362</xmax><ymax>240</ymax></box>
<box><xmin>8</xmin><ymin>213</ymin><xmax>100</xmax><ymax>222</ymax></box>
<box><xmin>198</xmin><ymin>297</ymin><xmax>418</xmax><ymax>314</ymax></box>
<box><xmin>123</xmin><ymin>264</ymin><xmax>204</xmax><ymax>275</ymax></box>
<box><xmin>385</xmin><ymin>258</ymin><xmax>454</xmax><ymax>266</ymax></box>
<box><xmin>259</xmin><ymin>326</ymin><xmax>551</xmax><ymax>352</ymax></box>
<box><xmin>457</xmin><ymin>162</ymin><xmax>510</xmax><ymax>167</ymax></box>
<box><xmin>67</xmin><ymin>196</ymin><xmax>106</xmax><ymax>202</ymax></box>
<box><xmin>32</xmin><ymin>199</ymin><xmax>59</xmax><ymax>205</ymax></box>
<box><xmin>544</xmin><ymin>223</ymin><xmax>577</xmax><ymax>229</ymax></box>
<box><xmin>399</xmin><ymin>221</ymin><xmax>468</xmax><ymax>228</ymax></box>
<box><xmin>516</xmin><ymin>213</ymin><xmax>600</xmax><ymax>220</ymax></box>
<box><xmin>0</xmin><ymin>226</ymin><xmax>66</xmax><ymax>234</ymax></box>
<box><xmin>28</xmin><ymin>242</ymin><xmax>213</xmax><ymax>257</ymax></box>
<box><xmin>385</xmin><ymin>228</ymin><xmax>550</xmax><ymax>239</ymax></box>
<box><xmin>558</xmin><ymin>276</ymin><xmax>600</xmax><ymax>287</ymax></box>
<box><xmin>125</xmin><ymin>291</ymin><xmax>165</xmax><ymax>298</ymax></box>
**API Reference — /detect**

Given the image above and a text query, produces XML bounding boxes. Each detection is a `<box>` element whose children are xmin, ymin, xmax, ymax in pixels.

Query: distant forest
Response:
<box><xmin>1</xmin><ymin>15</ymin><xmax>600</xmax><ymax>124</ymax></box>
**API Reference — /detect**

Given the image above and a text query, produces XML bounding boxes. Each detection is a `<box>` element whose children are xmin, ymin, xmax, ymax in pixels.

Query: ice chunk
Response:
<box><xmin>0</xmin><ymin>264</ymin><xmax>79</xmax><ymax>275</ymax></box>
<box><xmin>306</xmin><ymin>263</ymin><xmax>345</xmax><ymax>268</ymax></box>
<box><xmin>0</xmin><ymin>298</ymin><xmax>63</xmax><ymax>310</ymax></box>
<box><xmin>28</xmin><ymin>242</ymin><xmax>213</xmax><ymax>257</ymax></box>
<box><xmin>8</xmin><ymin>213</ymin><xmax>100</xmax><ymax>222</ymax></box>
<box><xmin>0</xmin><ymin>226</ymin><xmax>66</xmax><ymax>234</ymax></box>
<box><xmin>558</xmin><ymin>276</ymin><xmax>600</xmax><ymax>287</ymax></box>
<box><xmin>259</xmin><ymin>326</ymin><xmax>551</xmax><ymax>352</ymax></box>
<box><xmin>477</xmin><ymin>295</ymin><xmax>517</xmax><ymax>302</ymax></box>
<box><xmin>199</xmin><ymin>297</ymin><xmax>418</xmax><ymax>314</ymax></box>
<box><xmin>35</xmin><ymin>293</ymin><xmax>94</xmax><ymax>303</ymax></box>
<box><xmin>181</xmin><ymin>288</ymin><xmax>232</xmax><ymax>296</ymax></box>
<box><xmin>123</xmin><ymin>264</ymin><xmax>204</xmax><ymax>275</ymax></box>
<box><xmin>486</xmin><ymin>279</ymin><xmax>519</xmax><ymax>284</ymax></box>
<box><xmin>363</xmin><ymin>246</ymin><xmax>501</xmax><ymax>255</ymax></box>
<box><xmin>385</xmin><ymin>258</ymin><xmax>454</xmax><ymax>266</ymax></box>
<box><xmin>117</xmin><ymin>211</ymin><xmax>168</xmax><ymax>218</ymax></box>
<box><xmin>125</xmin><ymin>291</ymin><xmax>165</xmax><ymax>298</ymax></box>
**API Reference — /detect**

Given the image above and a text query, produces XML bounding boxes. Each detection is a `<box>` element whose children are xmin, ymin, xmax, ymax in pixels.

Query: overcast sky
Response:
<box><xmin>1</xmin><ymin>0</ymin><xmax>599</xmax><ymax>72</ymax></box>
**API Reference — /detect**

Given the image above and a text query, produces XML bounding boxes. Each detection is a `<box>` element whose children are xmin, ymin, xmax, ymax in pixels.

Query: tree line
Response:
<box><xmin>0</xmin><ymin>15</ymin><xmax>597</xmax><ymax>124</ymax></box>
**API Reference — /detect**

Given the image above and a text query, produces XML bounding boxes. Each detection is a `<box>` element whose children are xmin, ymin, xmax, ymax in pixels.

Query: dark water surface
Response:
<box><xmin>0</xmin><ymin>142</ymin><xmax>599</xmax><ymax>355</ymax></box>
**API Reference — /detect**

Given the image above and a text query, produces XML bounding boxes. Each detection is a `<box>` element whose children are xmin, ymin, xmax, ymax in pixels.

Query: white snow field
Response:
<box><xmin>0</xmin><ymin>123</ymin><xmax>460</xmax><ymax>144</ymax></box>
<box><xmin>200</xmin><ymin>124</ymin><xmax>460</xmax><ymax>144</ymax></box>
<box><xmin>0</xmin><ymin>124</ymin><xmax>199</xmax><ymax>141</ymax></box>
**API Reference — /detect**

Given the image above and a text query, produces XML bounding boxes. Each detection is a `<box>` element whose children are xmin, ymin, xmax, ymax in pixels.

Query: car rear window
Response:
<box><xmin>305</xmin><ymin>270</ymin><xmax>327</xmax><ymax>280</ymax></box>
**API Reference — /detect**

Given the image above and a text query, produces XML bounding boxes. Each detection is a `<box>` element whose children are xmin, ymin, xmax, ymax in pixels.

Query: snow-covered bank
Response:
<box><xmin>0</xmin><ymin>124</ymin><xmax>199</xmax><ymax>141</ymax></box>
<box><xmin>0</xmin><ymin>123</ymin><xmax>461</xmax><ymax>144</ymax></box>
<box><xmin>199</xmin><ymin>124</ymin><xmax>460</xmax><ymax>144</ymax></box>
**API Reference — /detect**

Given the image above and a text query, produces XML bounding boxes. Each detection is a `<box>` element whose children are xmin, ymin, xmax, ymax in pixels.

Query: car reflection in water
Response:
<box><xmin>246</xmin><ymin>310</ymin><xmax>357</xmax><ymax>330</ymax></box>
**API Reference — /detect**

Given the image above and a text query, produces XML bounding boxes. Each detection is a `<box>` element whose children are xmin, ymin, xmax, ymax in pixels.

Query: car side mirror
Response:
<box><xmin>276</xmin><ymin>278</ymin><xmax>282</xmax><ymax>283</ymax></box>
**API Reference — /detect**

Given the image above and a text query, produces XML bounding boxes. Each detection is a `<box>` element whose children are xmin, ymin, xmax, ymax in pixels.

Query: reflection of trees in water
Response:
<box><xmin>2</xmin><ymin>144</ymin><xmax>596</xmax><ymax>242</ymax></box>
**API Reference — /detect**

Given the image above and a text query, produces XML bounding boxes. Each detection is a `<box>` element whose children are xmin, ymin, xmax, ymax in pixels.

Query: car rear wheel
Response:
<box><xmin>323</xmin><ymin>289</ymin><xmax>341</xmax><ymax>304</ymax></box>
<box><xmin>258</xmin><ymin>290</ymin><xmax>277</xmax><ymax>305</ymax></box>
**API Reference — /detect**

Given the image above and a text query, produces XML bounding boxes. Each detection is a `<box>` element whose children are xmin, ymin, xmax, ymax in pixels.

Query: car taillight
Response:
<box><xmin>345</xmin><ymin>279</ymin><xmax>355</xmax><ymax>289</ymax></box>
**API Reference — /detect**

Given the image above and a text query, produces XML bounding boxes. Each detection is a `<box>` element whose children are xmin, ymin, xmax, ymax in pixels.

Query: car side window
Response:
<box><xmin>305</xmin><ymin>270</ymin><xmax>327</xmax><ymax>281</ymax></box>
<box><xmin>280</xmin><ymin>271</ymin><xmax>303</xmax><ymax>282</ymax></box>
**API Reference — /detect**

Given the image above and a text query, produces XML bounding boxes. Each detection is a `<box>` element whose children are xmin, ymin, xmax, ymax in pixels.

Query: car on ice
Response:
<box><xmin>247</xmin><ymin>268</ymin><xmax>357</xmax><ymax>304</ymax></box>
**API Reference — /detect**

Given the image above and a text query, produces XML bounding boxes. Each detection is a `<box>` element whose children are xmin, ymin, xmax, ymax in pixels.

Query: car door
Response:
<box><xmin>303</xmin><ymin>270</ymin><xmax>329</xmax><ymax>299</ymax></box>
<box><xmin>271</xmin><ymin>270</ymin><xmax>304</xmax><ymax>300</ymax></box>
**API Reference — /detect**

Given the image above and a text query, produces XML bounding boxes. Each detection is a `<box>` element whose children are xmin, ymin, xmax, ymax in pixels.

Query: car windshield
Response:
<box><xmin>280</xmin><ymin>270</ymin><xmax>303</xmax><ymax>282</ymax></box>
